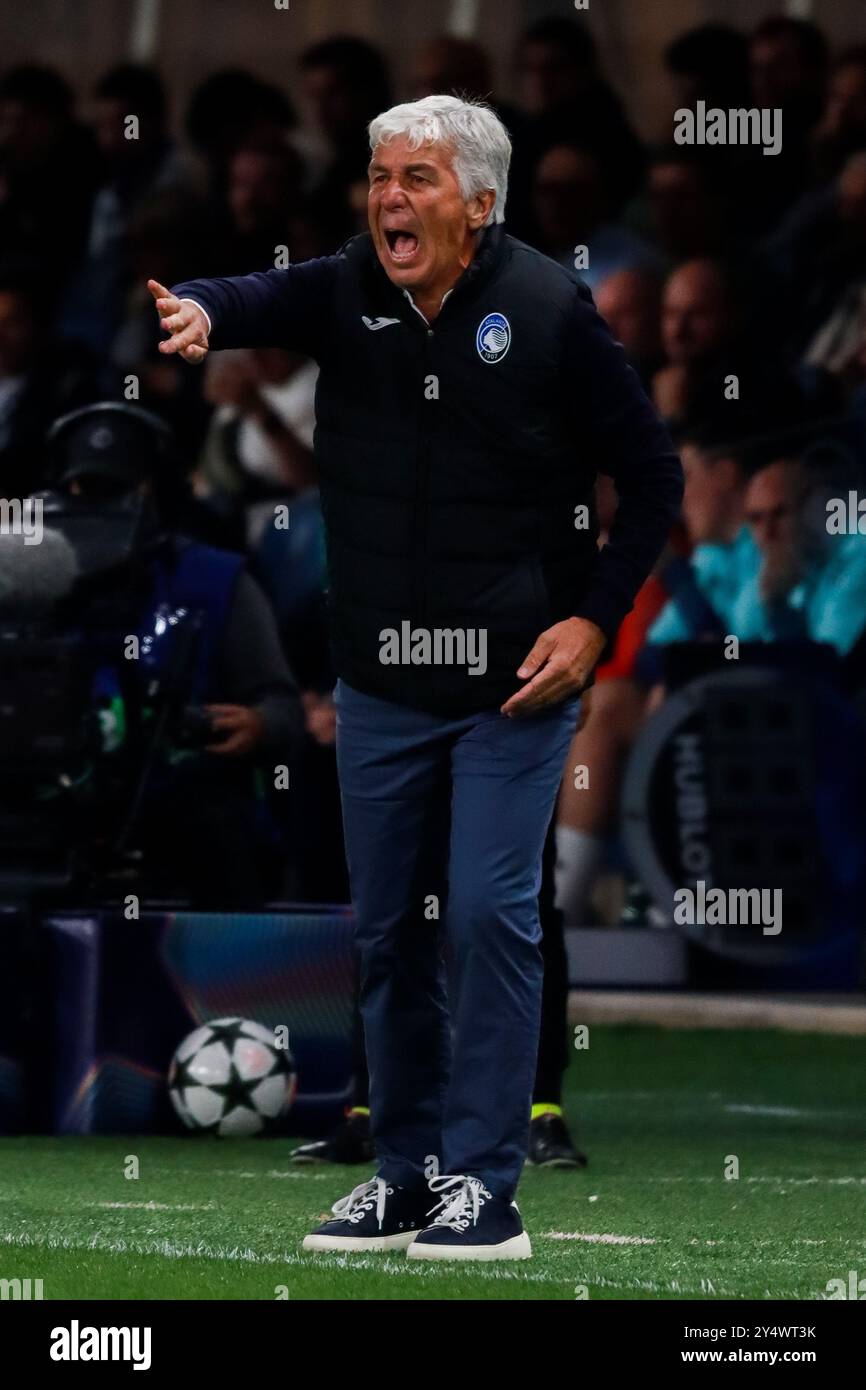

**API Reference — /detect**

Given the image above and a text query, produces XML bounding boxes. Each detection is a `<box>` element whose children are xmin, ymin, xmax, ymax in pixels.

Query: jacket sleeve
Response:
<box><xmin>564</xmin><ymin>282</ymin><xmax>684</xmax><ymax>642</ymax></box>
<box><xmin>170</xmin><ymin>254</ymin><xmax>341</xmax><ymax>360</ymax></box>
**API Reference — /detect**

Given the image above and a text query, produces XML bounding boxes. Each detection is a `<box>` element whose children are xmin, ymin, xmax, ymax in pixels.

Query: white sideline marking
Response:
<box><xmin>580</xmin><ymin>1090</ymin><xmax>709</xmax><ymax>1101</ymax></box>
<box><xmin>726</xmin><ymin>1103</ymin><xmax>800</xmax><ymax>1117</ymax></box>
<box><xmin>689</xmin><ymin>1239</ymin><xmax>866</xmax><ymax>1259</ymax></box>
<box><xmin>211</xmin><ymin>1169</ymin><xmax>331</xmax><ymax>1181</ymax></box>
<box><xmin>0</xmin><ymin>1231</ymin><xmax>564</xmax><ymax>1285</ymax></box>
<box><xmin>266</xmin><ymin>1170</ymin><xmax>320</xmax><ymax>1179</ymax></box>
<box><xmin>576</xmin><ymin>1272</ymin><xmax>815</xmax><ymax>1300</ymax></box>
<box><xmin>95</xmin><ymin>1202</ymin><xmax>215</xmax><ymax>1211</ymax></box>
<box><xmin>101</xmin><ymin>1167</ymin><xmax>332</xmax><ymax>1182</ymax></box>
<box><xmin>581</xmin><ymin>1093</ymin><xmax>859</xmax><ymax>1120</ymax></box>
<box><xmin>637</xmin><ymin>1175</ymin><xmax>866</xmax><ymax>1187</ymax></box>
<box><xmin>544</xmin><ymin>1231</ymin><xmax>656</xmax><ymax>1245</ymax></box>
<box><xmin>725</xmin><ymin>1103</ymin><xmax>847</xmax><ymax>1118</ymax></box>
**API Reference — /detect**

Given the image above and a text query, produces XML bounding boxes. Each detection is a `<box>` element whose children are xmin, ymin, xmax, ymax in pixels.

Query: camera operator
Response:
<box><xmin>45</xmin><ymin>401</ymin><xmax>303</xmax><ymax>905</ymax></box>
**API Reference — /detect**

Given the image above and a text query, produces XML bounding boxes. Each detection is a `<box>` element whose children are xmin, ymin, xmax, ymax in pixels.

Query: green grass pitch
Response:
<box><xmin>1</xmin><ymin>1025</ymin><xmax>864</xmax><ymax>1300</ymax></box>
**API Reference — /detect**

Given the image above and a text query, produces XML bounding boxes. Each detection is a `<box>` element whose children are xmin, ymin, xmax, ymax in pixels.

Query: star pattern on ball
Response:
<box><xmin>170</xmin><ymin>1053</ymin><xmax>201</xmax><ymax>1093</ymax></box>
<box><xmin>205</xmin><ymin>1019</ymin><xmax>256</xmax><ymax>1048</ymax></box>
<box><xmin>208</xmin><ymin>1061</ymin><xmax>265</xmax><ymax>1118</ymax></box>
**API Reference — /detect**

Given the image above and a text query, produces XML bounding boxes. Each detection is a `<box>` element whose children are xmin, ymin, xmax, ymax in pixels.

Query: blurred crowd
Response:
<box><xmin>1</xmin><ymin>14</ymin><xmax>865</xmax><ymax>915</ymax></box>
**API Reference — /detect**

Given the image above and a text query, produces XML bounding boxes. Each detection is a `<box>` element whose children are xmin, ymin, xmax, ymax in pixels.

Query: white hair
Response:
<box><xmin>368</xmin><ymin>94</ymin><xmax>511</xmax><ymax>226</ymax></box>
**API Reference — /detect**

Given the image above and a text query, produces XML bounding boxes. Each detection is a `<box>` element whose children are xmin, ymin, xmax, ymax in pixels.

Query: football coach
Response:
<box><xmin>151</xmin><ymin>95</ymin><xmax>683</xmax><ymax>1261</ymax></box>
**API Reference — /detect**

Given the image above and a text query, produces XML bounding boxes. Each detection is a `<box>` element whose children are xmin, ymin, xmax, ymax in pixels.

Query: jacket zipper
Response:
<box><xmin>412</xmin><ymin>322</ymin><xmax>435</xmax><ymax>626</ymax></box>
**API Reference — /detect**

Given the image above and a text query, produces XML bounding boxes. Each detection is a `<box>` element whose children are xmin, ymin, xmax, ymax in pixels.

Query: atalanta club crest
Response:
<box><xmin>476</xmin><ymin>312</ymin><xmax>511</xmax><ymax>363</ymax></box>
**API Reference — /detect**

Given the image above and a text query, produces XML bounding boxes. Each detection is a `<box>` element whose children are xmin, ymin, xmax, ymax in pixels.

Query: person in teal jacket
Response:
<box><xmin>734</xmin><ymin>455</ymin><xmax>866</xmax><ymax>656</ymax></box>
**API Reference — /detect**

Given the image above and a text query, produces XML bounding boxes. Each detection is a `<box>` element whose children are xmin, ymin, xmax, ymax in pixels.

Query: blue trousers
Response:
<box><xmin>334</xmin><ymin>679</ymin><xmax>580</xmax><ymax>1200</ymax></box>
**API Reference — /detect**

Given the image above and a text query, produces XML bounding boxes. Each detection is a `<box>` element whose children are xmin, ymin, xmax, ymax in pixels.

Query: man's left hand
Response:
<box><xmin>501</xmin><ymin>617</ymin><xmax>606</xmax><ymax>718</ymax></box>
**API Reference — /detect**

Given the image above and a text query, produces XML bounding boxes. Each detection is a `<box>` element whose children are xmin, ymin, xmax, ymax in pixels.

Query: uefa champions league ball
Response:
<box><xmin>168</xmin><ymin>1017</ymin><xmax>297</xmax><ymax>1136</ymax></box>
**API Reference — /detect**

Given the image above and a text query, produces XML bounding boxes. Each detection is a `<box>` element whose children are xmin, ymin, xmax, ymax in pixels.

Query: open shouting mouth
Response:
<box><xmin>383</xmin><ymin>227</ymin><xmax>421</xmax><ymax>265</ymax></box>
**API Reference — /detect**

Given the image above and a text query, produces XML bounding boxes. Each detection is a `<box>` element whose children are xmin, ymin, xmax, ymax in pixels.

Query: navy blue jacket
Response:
<box><xmin>173</xmin><ymin>225</ymin><xmax>682</xmax><ymax>714</ymax></box>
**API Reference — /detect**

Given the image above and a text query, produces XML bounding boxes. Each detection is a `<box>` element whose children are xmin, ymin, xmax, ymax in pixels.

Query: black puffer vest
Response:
<box><xmin>313</xmin><ymin>224</ymin><xmax>598</xmax><ymax>714</ymax></box>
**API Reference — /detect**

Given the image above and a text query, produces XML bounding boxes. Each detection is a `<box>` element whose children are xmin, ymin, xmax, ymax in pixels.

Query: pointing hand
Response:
<box><xmin>148</xmin><ymin>279</ymin><xmax>209</xmax><ymax>364</ymax></box>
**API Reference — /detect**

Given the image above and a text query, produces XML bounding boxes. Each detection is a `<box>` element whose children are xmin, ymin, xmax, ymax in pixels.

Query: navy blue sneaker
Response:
<box><xmin>407</xmin><ymin>1175</ymin><xmax>531</xmax><ymax>1261</ymax></box>
<box><xmin>302</xmin><ymin>1177</ymin><xmax>429</xmax><ymax>1253</ymax></box>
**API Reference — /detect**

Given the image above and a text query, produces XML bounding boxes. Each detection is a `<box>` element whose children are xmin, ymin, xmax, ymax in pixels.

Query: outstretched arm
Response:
<box><xmin>150</xmin><ymin>255</ymin><xmax>341</xmax><ymax>362</ymax></box>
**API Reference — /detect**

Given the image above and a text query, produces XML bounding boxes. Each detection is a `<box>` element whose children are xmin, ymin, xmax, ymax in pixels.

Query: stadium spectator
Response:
<box><xmin>57</xmin><ymin>64</ymin><xmax>193</xmax><ymax>354</ymax></box>
<box><xmin>196</xmin><ymin>345</ymin><xmax>317</xmax><ymax>547</ymax></box>
<box><xmin>532</xmin><ymin>141</ymin><xmax>661</xmax><ymax>292</ymax></box>
<box><xmin>217</xmin><ymin>143</ymin><xmax>305</xmax><ymax>275</ymax></box>
<box><xmin>749</xmin><ymin>15</ymin><xmax>828</xmax><ymax>118</ymax></box>
<box><xmin>653</xmin><ymin>258</ymin><xmax>805</xmax><ymax>428</ymax></box>
<box><xmin>646</xmin><ymin>422</ymin><xmax>759</xmax><ymax>647</ymax></box>
<box><xmin>515</xmin><ymin>14</ymin><xmax>603</xmax><ymax>115</ymax></box>
<box><xmin>556</xmin><ymin>419</ymin><xmax>760</xmax><ymax>926</ymax></box>
<box><xmin>653</xmin><ymin>259</ymin><xmax>738</xmax><ymax>423</ymax></box>
<box><xmin>745</xmin><ymin>15</ymin><xmax>829</xmax><ymax>230</ymax></box>
<box><xmin>811</xmin><ymin>46</ymin><xmax>866</xmax><ymax>181</ymax></box>
<box><xmin>411</xmin><ymin>37</ymin><xmax>493</xmax><ymax>102</ymax></box>
<box><xmin>554</xmin><ymin>470</ymin><xmax>677</xmax><ymax>928</ymax></box>
<box><xmin>106</xmin><ymin>192</ymin><xmax>213</xmax><ymax>474</ymax></box>
<box><xmin>759</xmin><ymin>151</ymin><xmax>866</xmax><ymax>374</ymax></box>
<box><xmin>799</xmin><ymin>154</ymin><xmax>866</xmax><ymax>388</ymax></box>
<box><xmin>0</xmin><ymin>65</ymin><xmax>99</xmax><ymax>302</ymax></box>
<box><xmin>734</xmin><ymin>455</ymin><xmax>866</xmax><ymax>658</ymax></box>
<box><xmin>510</xmin><ymin>16</ymin><xmax>644</xmax><ymax>240</ymax></box>
<box><xmin>185</xmin><ymin>70</ymin><xmax>298</xmax><ymax>193</ymax></box>
<box><xmin>663</xmin><ymin>23</ymin><xmax>751</xmax><ymax>117</ymax></box>
<box><xmin>299</xmin><ymin>37</ymin><xmax>393</xmax><ymax>242</ymax></box>
<box><xmin>0</xmin><ymin>267</ymin><xmax>97</xmax><ymax>496</ymax></box>
<box><xmin>594</xmin><ymin>268</ymin><xmax>663</xmax><ymax>385</ymax></box>
<box><xmin>556</xmin><ymin>414</ymin><xmax>862</xmax><ymax>930</ymax></box>
<box><xmin>645</xmin><ymin>148</ymin><xmax>736</xmax><ymax>263</ymax></box>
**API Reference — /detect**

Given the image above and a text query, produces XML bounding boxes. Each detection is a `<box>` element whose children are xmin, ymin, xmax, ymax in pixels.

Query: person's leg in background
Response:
<box><xmin>530</xmin><ymin>819</ymin><xmax>589</xmax><ymax>1168</ymax></box>
<box><xmin>556</xmin><ymin>678</ymin><xmax>646</xmax><ymax>925</ymax></box>
<box><xmin>290</xmin><ymin>953</ymin><xmax>376</xmax><ymax>1165</ymax></box>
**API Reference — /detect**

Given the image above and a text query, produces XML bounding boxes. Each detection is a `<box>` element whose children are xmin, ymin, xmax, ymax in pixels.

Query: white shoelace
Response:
<box><xmin>426</xmin><ymin>1174</ymin><xmax>493</xmax><ymax>1232</ymax></box>
<box><xmin>331</xmin><ymin>1177</ymin><xmax>393</xmax><ymax>1230</ymax></box>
